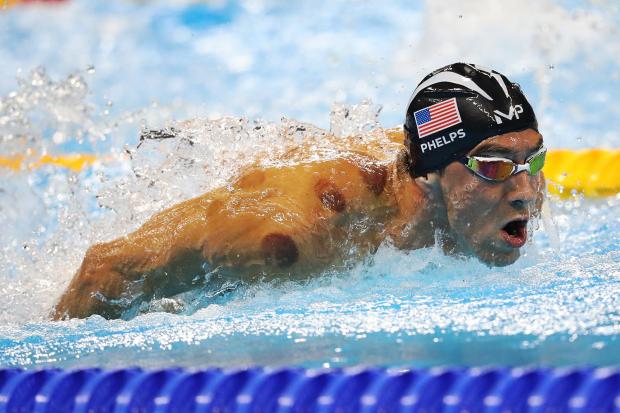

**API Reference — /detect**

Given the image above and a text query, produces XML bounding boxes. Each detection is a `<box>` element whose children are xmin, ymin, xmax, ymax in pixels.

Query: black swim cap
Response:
<box><xmin>404</xmin><ymin>63</ymin><xmax>538</xmax><ymax>177</ymax></box>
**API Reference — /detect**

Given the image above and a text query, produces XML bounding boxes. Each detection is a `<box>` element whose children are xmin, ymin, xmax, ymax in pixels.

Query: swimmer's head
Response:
<box><xmin>404</xmin><ymin>63</ymin><xmax>538</xmax><ymax>177</ymax></box>
<box><xmin>404</xmin><ymin>63</ymin><xmax>544</xmax><ymax>266</ymax></box>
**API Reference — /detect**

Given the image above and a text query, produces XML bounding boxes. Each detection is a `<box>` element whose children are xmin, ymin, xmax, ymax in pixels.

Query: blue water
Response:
<box><xmin>0</xmin><ymin>0</ymin><xmax>619</xmax><ymax>369</ymax></box>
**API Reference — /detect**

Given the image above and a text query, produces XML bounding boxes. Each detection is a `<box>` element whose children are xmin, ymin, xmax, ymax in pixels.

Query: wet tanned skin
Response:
<box><xmin>53</xmin><ymin>128</ymin><xmax>544</xmax><ymax>319</ymax></box>
<box><xmin>53</xmin><ymin>129</ymin><xmax>428</xmax><ymax>319</ymax></box>
<box><xmin>426</xmin><ymin>129</ymin><xmax>545</xmax><ymax>266</ymax></box>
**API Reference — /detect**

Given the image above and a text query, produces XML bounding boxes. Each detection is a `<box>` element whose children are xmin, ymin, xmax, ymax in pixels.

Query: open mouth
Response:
<box><xmin>500</xmin><ymin>219</ymin><xmax>528</xmax><ymax>248</ymax></box>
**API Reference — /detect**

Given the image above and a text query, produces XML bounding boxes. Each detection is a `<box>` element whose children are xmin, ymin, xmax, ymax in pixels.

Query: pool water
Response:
<box><xmin>0</xmin><ymin>0</ymin><xmax>619</xmax><ymax>369</ymax></box>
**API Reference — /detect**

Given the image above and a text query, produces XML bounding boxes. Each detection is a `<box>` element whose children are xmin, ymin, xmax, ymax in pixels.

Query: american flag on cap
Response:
<box><xmin>414</xmin><ymin>98</ymin><xmax>462</xmax><ymax>138</ymax></box>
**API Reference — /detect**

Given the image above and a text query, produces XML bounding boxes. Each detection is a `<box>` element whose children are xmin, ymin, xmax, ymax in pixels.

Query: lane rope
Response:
<box><xmin>0</xmin><ymin>366</ymin><xmax>617</xmax><ymax>412</ymax></box>
<box><xmin>1</xmin><ymin>148</ymin><xmax>618</xmax><ymax>197</ymax></box>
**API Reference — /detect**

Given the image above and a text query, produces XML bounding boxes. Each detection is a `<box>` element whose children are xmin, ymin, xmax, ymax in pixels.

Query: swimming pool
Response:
<box><xmin>1</xmin><ymin>0</ymin><xmax>619</xmax><ymax>373</ymax></box>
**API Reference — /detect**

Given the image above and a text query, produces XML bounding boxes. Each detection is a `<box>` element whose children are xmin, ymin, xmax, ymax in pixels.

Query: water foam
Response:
<box><xmin>0</xmin><ymin>0</ymin><xmax>619</xmax><ymax>368</ymax></box>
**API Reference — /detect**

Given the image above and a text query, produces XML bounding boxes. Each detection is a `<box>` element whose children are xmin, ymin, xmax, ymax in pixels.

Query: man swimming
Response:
<box><xmin>54</xmin><ymin>63</ymin><xmax>545</xmax><ymax>319</ymax></box>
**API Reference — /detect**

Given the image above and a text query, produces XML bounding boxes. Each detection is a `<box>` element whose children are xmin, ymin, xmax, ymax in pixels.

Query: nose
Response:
<box><xmin>506</xmin><ymin>170</ymin><xmax>538</xmax><ymax>211</ymax></box>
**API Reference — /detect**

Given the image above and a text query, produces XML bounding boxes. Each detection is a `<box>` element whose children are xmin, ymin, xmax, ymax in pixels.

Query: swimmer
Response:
<box><xmin>53</xmin><ymin>63</ymin><xmax>546</xmax><ymax>319</ymax></box>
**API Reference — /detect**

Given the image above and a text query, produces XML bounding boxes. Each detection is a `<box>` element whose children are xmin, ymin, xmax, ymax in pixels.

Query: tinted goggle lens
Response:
<box><xmin>528</xmin><ymin>149</ymin><xmax>546</xmax><ymax>174</ymax></box>
<box><xmin>469</xmin><ymin>158</ymin><xmax>515</xmax><ymax>180</ymax></box>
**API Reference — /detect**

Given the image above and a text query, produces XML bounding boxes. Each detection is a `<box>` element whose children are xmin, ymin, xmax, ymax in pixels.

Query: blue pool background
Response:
<box><xmin>0</xmin><ymin>0</ymin><xmax>619</xmax><ymax>370</ymax></box>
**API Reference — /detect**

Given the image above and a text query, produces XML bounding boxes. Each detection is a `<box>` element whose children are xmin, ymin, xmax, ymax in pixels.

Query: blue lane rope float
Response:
<box><xmin>0</xmin><ymin>367</ymin><xmax>618</xmax><ymax>412</ymax></box>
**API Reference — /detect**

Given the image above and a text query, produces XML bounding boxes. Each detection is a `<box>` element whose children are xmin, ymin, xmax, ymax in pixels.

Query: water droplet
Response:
<box><xmin>52</xmin><ymin>132</ymin><xmax>65</xmax><ymax>144</ymax></box>
<box><xmin>86</xmin><ymin>65</ymin><xmax>95</xmax><ymax>74</ymax></box>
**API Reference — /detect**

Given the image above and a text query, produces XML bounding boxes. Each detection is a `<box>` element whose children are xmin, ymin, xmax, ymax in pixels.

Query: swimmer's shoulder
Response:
<box><xmin>226</xmin><ymin>150</ymin><xmax>397</xmax><ymax>220</ymax></box>
<box><xmin>150</xmin><ymin>124</ymin><xmax>407</xmax><ymax>217</ymax></box>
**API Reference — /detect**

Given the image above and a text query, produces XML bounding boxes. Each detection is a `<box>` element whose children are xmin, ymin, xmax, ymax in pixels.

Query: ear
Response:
<box><xmin>415</xmin><ymin>171</ymin><xmax>442</xmax><ymax>197</ymax></box>
<box><xmin>415</xmin><ymin>170</ymin><xmax>450</xmax><ymax>231</ymax></box>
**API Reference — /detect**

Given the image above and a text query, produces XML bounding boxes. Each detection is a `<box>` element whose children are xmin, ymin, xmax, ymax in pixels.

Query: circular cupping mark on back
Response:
<box><xmin>359</xmin><ymin>163</ymin><xmax>387</xmax><ymax>196</ymax></box>
<box><xmin>261</xmin><ymin>233</ymin><xmax>299</xmax><ymax>268</ymax></box>
<box><xmin>315</xmin><ymin>179</ymin><xmax>346</xmax><ymax>212</ymax></box>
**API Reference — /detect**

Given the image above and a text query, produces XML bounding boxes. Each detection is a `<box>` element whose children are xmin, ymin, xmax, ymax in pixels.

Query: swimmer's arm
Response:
<box><xmin>53</xmin><ymin>239</ymin><xmax>140</xmax><ymax>320</ymax></box>
<box><xmin>53</xmin><ymin>188</ymin><xmax>312</xmax><ymax>320</ymax></box>
<box><xmin>52</xmin><ymin>193</ymin><xmax>222</xmax><ymax>320</ymax></box>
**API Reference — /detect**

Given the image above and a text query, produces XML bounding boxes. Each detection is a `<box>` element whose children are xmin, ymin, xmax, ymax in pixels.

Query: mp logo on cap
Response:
<box><xmin>494</xmin><ymin>104</ymin><xmax>524</xmax><ymax>125</ymax></box>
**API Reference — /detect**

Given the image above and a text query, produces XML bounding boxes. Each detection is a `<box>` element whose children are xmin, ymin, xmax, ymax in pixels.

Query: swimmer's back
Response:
<box><xmin>54</xmin><ymin>128</ymin><xmax>410</xmax><ymax>319</ymax></box>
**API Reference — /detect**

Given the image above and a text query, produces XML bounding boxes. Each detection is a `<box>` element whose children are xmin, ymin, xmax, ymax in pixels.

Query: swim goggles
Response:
<box><xmin>460</xmin><ymin>146</ymin><xmax>547</xmax><ymax>182</ymax></box>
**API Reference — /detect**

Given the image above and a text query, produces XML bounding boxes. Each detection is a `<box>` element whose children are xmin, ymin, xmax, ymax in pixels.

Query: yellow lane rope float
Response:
<box><xmin>0</xmin><ymin>153</ymin><xmax>98</xmax><ymax>173</ymax></box>
<box><xmin>2</xmin><ymin>0</ymin><xmax>67</xmax><ymax>8</ymax></box>
<box><xmin>1</xmin><ymin>147</ymin><xmax>619</xmax><ymax>198</ymax></box>
<box><xmin>0</xmin><ymin>0</ymin><xmax>64</xmax><ymax>9</ymax></box>
<box><xmin>544</xmin><ymin>149</ymin><xmax>620</xmax><ymax>197</ymax></box>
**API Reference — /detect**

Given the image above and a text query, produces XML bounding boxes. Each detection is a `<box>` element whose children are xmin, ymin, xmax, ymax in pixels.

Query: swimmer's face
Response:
<box><xmin>437</xmin><ymin>129</ymin><xmax>545</xmax><ymax>266</ymax></box>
